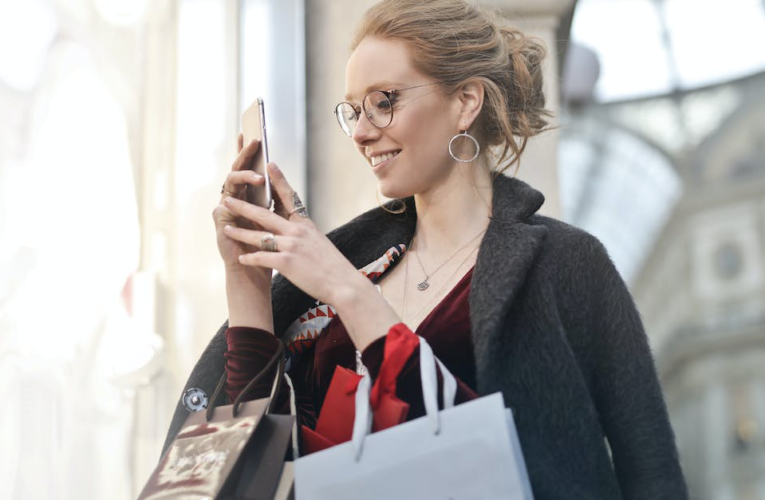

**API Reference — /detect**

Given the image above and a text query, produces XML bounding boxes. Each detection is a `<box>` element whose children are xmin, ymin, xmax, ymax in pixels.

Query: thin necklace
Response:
<box><xmin>402</xmin><ymin>242</ymin><xmax>479</xmax><ymax>331</ymax></box>
<box><xmin>412</xmin><ymin>227</ymin><xmax>486</xmax><ymax>291</ymax></box>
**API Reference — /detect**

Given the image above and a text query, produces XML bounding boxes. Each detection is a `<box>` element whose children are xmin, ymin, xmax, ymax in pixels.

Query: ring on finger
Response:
<box><xmin>221</xmin><ymin>183</ymin><xmax>239</xmax><ymax>196</ymax></box>
<box><xmin>260</xmin><ymin>232</ymin><xmax>278</xmax><ymax>252</ymax></box>
<box><xmin>288</xmin><ymin>191</ymin><xmax>309</xmax><ymax>218</ymax></box>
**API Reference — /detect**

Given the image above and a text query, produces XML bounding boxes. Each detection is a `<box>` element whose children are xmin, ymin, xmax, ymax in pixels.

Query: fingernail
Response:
<box><xmin>269</xmin><ymin>162</ymin><xmax>280</xmax><ymax>172</ymax></box>
<box><xmin>224</xmin><ymin>197</ymin><xmax>234</xmax><ymax>204</ymax></box>
<box><xmin>252</xmin><ymin>172</ymin><xmax>262</xmax><ymax>179</ymax></box>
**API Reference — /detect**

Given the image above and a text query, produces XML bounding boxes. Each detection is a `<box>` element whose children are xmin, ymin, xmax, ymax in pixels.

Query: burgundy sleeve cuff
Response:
<box><xmin>226</xmin><ymin>326</ymin><xmax>277</xmax><ymax>342</ymax></box>
<box><xmin>224</xmin><ymin>326</ymin><xmax>282</xmax><ymax>402</ymax></box>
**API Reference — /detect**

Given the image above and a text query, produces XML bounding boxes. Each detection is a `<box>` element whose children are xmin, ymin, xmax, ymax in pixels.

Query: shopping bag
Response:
<box><xmin>235</xmin><ymin>413</ymin><xmax>296</xmax><ymax>500</ymax></box>
<box><xmin>294</xmin><ymin>335</ymin><xmax>534</xmax><ymax>499</ymax></box>
<box><xmin>139</xmin><ymin>342</ymin><xmax>294</xmax><ymax>500</ymax></box>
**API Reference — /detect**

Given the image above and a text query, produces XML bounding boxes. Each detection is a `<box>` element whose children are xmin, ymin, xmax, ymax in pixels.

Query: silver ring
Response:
<box><xmin>289</xmin><ymin>191</ymin><xmax>309</xmax><ymax>218</ymax></box>
<box><xmin>260</xmin><ymin>232</ymin><xmax>278</xmax><ymax>252</ymax></box>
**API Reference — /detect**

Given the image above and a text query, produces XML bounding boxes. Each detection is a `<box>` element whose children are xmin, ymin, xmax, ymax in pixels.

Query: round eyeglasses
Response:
<box><xmin>334</xmin><ymin>82</ymin><xmax>441</xmax><ymax>137</ymax></box>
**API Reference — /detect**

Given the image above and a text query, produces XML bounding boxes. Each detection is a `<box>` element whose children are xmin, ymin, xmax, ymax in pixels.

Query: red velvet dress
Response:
<box><xmin>223</xmin><ymin>243</ymin><xmax>479</xmax><ymax>443</ymax></box>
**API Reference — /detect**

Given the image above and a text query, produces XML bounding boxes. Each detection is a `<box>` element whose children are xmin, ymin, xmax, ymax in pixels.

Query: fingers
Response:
<box><xmin>220</xmin><ymin>170</ymin><xmax>265</xmax><ymax>200</ymax></box>
<box><xmin>238</xmin><ymin>249</ymin><xmax>284</xmax><ymax>268</ymax></box>
<box><xmin>267</xmin><ymin>162</ymin><xmax>309</xmax><ymax>221</ymax></box>
<box><xmin>232</xmin><ymin>138</ymin><xmax>261</xmax><ymax>172</ymax></box>
<box><xmin>223</xmin><ymin>224</ymin><xmax>292</xmax><ymax>251</ymax></box>
<box><xmin>237</xmin><ymin>132</ymin><xmax>243</xmax><ymax>153</ymax></box>
<box><xmin>223</xmin><ymin>195</ymin><xmax>292</xmax><ymax>235</ymax></box>
<box><xmin>212</xmin><ymin>202</ymin><xmax>238</xmax><ymax>228</ymax></box>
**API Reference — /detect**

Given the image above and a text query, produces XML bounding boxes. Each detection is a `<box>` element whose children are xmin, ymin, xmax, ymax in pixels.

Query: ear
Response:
<box><xmin>454</xmin><ymin>79</ymin><xmax>485</xmax><ymax>132</ymax></box>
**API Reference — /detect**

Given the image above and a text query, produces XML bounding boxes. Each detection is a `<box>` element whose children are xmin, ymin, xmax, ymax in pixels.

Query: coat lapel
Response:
<box><xmin>468</xmin><ymin>175</ymin><xmax>549</xmax><ymax>393</ymax></box>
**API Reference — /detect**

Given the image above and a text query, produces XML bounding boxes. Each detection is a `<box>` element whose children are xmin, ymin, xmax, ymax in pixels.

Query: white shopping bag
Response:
<box><xmin>294</xmin><ymin>336</ymin><xmax>534</xmax><ymax>500</ymax></box>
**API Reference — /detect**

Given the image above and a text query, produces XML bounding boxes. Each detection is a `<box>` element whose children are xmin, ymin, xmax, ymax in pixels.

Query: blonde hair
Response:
<box><xmin>353</xmin><ymin>0</ymin><xmax>551</xmax><ymax>214</ymax></box>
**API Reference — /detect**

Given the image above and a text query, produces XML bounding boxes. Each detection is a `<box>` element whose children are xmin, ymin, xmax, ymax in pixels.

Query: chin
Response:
<box><xmin>377</xmin><ymin>180</ymin><xmax>414</xmax><ymax>202</ymax></box>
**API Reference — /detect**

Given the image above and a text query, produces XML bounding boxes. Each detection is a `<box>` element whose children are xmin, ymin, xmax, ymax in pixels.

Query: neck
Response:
<box><xmin>412</xmin><ymin>158</ymin><xmax>493</xmax><ymax>259</ymax></box>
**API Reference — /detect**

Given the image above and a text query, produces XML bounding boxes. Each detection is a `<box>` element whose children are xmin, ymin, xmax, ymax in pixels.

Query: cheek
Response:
<box><xmin>400</xmin><ymin>109</ymin><xmax>452</xmax><ymax>161</ymax></box>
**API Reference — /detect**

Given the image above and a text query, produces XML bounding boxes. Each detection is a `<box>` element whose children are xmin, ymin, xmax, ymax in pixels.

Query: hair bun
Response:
<box><xmin>499</xmin><ymin>27</ymin><xmax>549</xmax><ymax>135</ymax></box>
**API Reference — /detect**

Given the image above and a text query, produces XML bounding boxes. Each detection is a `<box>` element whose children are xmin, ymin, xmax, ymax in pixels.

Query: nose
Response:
<box><xmin>352</xmin><ymin>111</ymin><xmax>381</xmax><ymax>146</ymax></box>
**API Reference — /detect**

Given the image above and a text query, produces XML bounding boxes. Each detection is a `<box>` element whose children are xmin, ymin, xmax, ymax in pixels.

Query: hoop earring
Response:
<box><xmin>448</xmin><ymin>130</ymin><xmax>480</xmax><ymax>163</ymax></box>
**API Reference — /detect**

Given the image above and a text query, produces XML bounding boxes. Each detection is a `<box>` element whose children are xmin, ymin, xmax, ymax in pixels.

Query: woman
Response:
<box><xmin>163</xmin><ymin>0</ymin><xmax>689</xmax><ymax>497</ymax></box>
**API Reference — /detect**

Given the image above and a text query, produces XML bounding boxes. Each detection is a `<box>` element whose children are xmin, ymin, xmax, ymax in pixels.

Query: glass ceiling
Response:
<box><xmin>558</xmin><ymin>118</ymin><xmax>683</xmax><ymax>284</ymax></box>
<box><xmin>571</xmin><ymin>0</ymin><xmax>765</xmax><ymax>102</ymax></box>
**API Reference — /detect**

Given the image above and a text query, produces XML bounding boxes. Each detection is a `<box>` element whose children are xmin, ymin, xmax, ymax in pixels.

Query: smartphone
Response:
<box><xmin>241</xmin><ymin>97</ymin><xmax>273</xmax><ymax>209</ymax></box>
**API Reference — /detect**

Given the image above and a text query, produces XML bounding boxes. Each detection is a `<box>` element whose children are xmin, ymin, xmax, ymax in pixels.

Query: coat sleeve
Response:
<box><xmin>584</xmin><ymin>236</ymin><xmax>689</xmax><ymax>500</ymax></box>
<box><xmin>160</xmin><ymin>320</ymin><xmax>229</xmax><ymax>457</ymax></box>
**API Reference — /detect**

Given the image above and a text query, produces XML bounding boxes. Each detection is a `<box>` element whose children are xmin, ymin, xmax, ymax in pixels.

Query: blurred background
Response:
<box><xmin>0</xmin><ymin>0</ymin><xmax>763</xmax><ymax>498</ymax></box>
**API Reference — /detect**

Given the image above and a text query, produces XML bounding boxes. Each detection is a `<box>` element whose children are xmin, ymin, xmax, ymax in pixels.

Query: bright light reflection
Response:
<box><xmin>0</xmin><ymin>0</ymin><xmax>57</xmax><ymax>91</ymax></box>
<box><xmin>0</xmin><ymin>40</ymin><xmax>141</xmax><ymax>500</ymax></box>
<box><xmin>174</xmin><ymin>0</ymin><xmax>228</xmax><ymax>369</ymax></box>
<box><xmin>665</xmin><ymin>0</ymin><xmax>765</xmax><ymax>88</ymax></box>
<box><xmin>93</xmin><ymin>0</ymin><xmax>148</xmax><ymax>26</ymax></box>
<box><xmin>241</xmin><ymin>0</ymin><xmax>272</xmax><ymax>113</ymax></box>
<box><xmin>572</xmin><ymin>0</ymin><xmax>672</xmax><ymax>101</ymax></box>
<box><xmin>176</xmin><ymin>0</ymin><xmax>227</xmax><ymax>207</ymax></box>
<box><xmin>572</xmin><ymin>0</ymin><xmax>765</xmax><ymax>101</ymax></box>
<box><xmin>0</xmin><ymin>43</ymin><xmax>139</xmax><ymax>360</ymax></box>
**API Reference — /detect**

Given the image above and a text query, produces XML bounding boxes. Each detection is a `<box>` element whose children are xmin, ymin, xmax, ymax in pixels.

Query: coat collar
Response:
<box><xmin>468</xmin><ymin>176</ymin><xmax>549</xmax><ymax>393</ymax></box>
<box><xmin>271</xmin><ymin>175</ymin><xmax>549</xmax><ymax>388</ymax></box>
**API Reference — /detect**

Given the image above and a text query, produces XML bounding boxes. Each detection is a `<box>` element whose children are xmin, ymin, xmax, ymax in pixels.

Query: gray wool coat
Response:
<box><xmin>163</xmin><ymin>173</ymin><xmax>688</xmax><ymax>499</ymax></box>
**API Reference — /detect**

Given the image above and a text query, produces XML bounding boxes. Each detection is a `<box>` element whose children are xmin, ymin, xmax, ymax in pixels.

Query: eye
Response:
<box><xmin>376</xmin><ymin>98</ymin><xmax>392</xmax><ymax>110</ymax></box>
<box><xmin>365</xmin><ymin>91</ymin><xmax>395</xmax><ymax>114</ymax></box>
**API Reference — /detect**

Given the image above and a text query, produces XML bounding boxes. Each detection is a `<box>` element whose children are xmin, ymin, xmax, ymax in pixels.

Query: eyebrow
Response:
<box><xmin>344</xmin><ymin>81</ymin><xmax>403</xmax><ymax>102</ymax></box>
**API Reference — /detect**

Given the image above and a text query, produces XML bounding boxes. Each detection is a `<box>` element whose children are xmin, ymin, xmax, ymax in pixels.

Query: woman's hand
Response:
<box><xmin>213</xmin><ymin>133</ymin><xmax>272</xmax><ymax>281</ymax></box>
<box><xmin>221</xmin><ymin>161</ymin><xmax>365</xmax><ymax>306</ymax></box>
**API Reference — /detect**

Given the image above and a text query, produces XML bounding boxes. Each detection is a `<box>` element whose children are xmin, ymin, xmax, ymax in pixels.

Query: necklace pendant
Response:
<box><xmin>417</xmin><ymin>280</ymin><xmax>430</xmax><ymax>291</ymax></box>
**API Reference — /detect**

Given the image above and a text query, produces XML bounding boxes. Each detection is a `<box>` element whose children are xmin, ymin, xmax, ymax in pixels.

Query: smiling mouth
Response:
<box><xmin>371</xmin><ymin>150</ymin><xmax>401</xmax><ymax>167</ymax></box>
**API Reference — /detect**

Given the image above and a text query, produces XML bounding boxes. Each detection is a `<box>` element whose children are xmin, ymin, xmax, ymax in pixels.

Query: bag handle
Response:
<box><xmin>351</xmin><ymin>335</ymin><xmax>457</xmax><ymax>460</ymax></box>
<box><xmin>206</xmin><ymin>340</ymin><xmax>286</xmax><ymax>422</ymax></box>
<box><xmin>419</xmin><ymin>337</ymin><xmax>457</xmax><ymax>432</ymax></box>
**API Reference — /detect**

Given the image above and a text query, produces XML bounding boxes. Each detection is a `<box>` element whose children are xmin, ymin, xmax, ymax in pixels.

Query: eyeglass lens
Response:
<box><xmin>335</xmin><ymin>90</ymin><xmax>392</xmax><ymax>136</ymax></box>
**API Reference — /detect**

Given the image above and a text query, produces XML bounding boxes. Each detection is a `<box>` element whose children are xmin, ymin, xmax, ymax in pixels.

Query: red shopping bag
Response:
<box><xmin>301</xmin><ymin>326</ymin><xmax>421</xmax><ymax>454</ymax></box>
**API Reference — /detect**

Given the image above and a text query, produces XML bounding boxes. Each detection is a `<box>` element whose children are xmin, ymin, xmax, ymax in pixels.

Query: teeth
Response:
<box><xmin>371</xmin><ymin>150</ymin><xmax>400</xmax><ymax>167</ymax></box>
